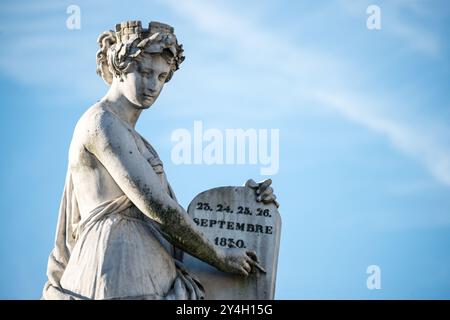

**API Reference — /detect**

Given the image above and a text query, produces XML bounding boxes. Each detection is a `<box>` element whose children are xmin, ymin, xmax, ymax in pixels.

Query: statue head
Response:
<box><xmin>96</xmin><ymin>21</ymin><xmax>185</xmax><ymax>108</ymax></box>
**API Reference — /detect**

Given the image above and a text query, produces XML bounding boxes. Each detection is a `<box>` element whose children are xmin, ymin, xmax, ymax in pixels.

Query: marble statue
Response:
<box><xmin>42</xmin><ymin>21</ymin><xmax>278</xmax><ymax>300</ymax></box>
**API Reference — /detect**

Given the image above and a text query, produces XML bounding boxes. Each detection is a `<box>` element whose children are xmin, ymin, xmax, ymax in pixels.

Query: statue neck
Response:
<box><xmin>101</xmin><ymin>85</ymin><xmax>143</xmax><ymax>128</ymax></box>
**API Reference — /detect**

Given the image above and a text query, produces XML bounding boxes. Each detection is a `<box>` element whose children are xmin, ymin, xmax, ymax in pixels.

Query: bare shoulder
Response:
<box><xmin>76</xmin><ymin>103</ymin><xmax>117</xmax><ymax>136</ymax></box>
<box><xmin>74</xmin><ymin>102</ymin><xmax>129</xmax><ymax>151</ymax></box>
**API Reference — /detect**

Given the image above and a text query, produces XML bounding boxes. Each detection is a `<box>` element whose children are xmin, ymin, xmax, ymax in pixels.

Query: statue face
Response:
<box><xmin>120</xmin><ymin>53</ymin><xmax>171</xmax><ymax>109</ymax></box>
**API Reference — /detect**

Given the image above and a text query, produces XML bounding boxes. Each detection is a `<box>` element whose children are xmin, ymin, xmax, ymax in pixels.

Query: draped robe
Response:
<box><xmin>42</xmin><ymin>133</ymin><xmax>204</xmax><ymax>300</ymax></box>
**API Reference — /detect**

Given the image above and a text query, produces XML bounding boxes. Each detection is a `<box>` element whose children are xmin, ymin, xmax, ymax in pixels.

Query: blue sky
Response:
<box><xmin>1</xmin><ymin>0</ymin><xmax>450</xmax><ymax>299</ymax></box>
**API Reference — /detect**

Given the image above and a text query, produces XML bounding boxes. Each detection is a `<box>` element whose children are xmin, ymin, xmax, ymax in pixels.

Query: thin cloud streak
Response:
<box><xmin>164</xmin><ymin>0</ymin><xmax>450</xmax><ymax>187</ymax></box>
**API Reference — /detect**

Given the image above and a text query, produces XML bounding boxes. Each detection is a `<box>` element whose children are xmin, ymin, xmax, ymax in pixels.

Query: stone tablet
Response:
<box><xmin>183</xmin><ymin>186</ymin><xmax>281</xmax><ymax>299</ymax></box>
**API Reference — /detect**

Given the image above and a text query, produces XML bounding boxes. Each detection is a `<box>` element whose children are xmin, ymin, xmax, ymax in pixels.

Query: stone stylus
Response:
<box><xmin>229</xmin><ymin>242</ymin><xmax>267</xmax><ymax>274</ymax></box>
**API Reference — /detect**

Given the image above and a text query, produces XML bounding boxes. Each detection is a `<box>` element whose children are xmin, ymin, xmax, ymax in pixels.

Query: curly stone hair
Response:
<box><xmin>96</xmin><ymin>21</ymin><xmax>185</xmax><ymax>85</ymax></box>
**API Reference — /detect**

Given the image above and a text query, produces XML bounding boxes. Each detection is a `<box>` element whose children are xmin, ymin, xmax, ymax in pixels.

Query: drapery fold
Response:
<box><xmin>42</xmin><ymin>136</ymin><xmax>204</xmax><ymax>300</ymax></box>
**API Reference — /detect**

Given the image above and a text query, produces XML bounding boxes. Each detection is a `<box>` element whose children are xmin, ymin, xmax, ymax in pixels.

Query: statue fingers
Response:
<box><xmin>239</xmin><ymin>267</ymin><xmax>249</xmax><ymax>276</ymax></box>
<box><xmin>261</xmin><ymin>192</ymin><xmax>276</xmax><ymax>202</ymax></box>
<box><xmin>262</xmin><ymin>194</ymin><xmax>280</xmax><ymax>208</ymax></box>
<box><xmin>257</xmin><ymin>187</ymin><xmax>273</xmax><ymax>201</ymax></box>
<box><xmin>246</xmin><ymin>250</ymin><xmax>258</xmax><ymax>262</ymax></box>
<box><xmin>256</xmin><ymin>179</ymin><xmax>272</xmax><ymax>195</ymax></box>
<box><xmin>243</xmin><ymin>262</ymin><xmax>252</xmax><ymax>273</ymax></box>
<box><xmin>245</xmin><ymin>179</ymin><xmax>259</xmax><ymax>189</ymax></box>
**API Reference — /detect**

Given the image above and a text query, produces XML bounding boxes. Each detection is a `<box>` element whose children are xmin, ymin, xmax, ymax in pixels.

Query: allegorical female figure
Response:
<box><xmin>42</xmin><ymin>21</ymin><xmax>277</xmax><ymax>300</ymax></box>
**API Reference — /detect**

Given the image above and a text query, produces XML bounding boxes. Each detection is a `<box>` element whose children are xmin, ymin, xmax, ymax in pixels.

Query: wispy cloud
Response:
<box><xmin>313</xmin><ymin>91</ymin><xmax>450</xmax><ymax>186</ymax></box>
<box><xmin>2</xmin><ymin>0</ymin><xmax>448</xmax><ymax>186</ymax></box>
<box><xmin>163</xmin><ymin>0</ymin><xmax>450</xmax><ymax>187</ymax></box>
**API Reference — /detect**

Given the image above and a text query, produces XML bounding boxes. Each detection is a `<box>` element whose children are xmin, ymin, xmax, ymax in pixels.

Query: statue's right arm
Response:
<box><xmin>84</xmin><ymin>112</ymin><xmax>253</xmax><ymax>276</ymax></box>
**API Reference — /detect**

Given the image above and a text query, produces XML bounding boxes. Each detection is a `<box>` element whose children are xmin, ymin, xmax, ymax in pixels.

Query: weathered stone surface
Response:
<box><xmin>184</xmin><ymin>186</ymin><xmax>281</xmax><ymax>299</ymax></box>
<box><xmin>42</xmin><ymin>18</ymin><xmax>281</xmax><ymax>300</ymax></box>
